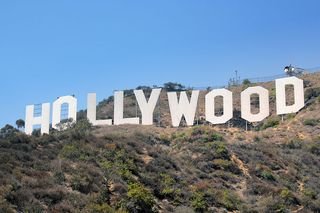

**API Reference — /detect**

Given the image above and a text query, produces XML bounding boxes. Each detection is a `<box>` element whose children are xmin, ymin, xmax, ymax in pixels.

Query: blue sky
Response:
<box><xmin>0</xmin><ymin>0</ymin><xmax>320</xmax><ymax>127</ymax></box>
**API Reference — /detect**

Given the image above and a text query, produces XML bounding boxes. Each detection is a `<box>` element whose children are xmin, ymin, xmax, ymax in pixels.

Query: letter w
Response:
<box><xmin>168</xmin><ymin>90</ymin><xmax>199</xmax><ymax>127</ymax></box>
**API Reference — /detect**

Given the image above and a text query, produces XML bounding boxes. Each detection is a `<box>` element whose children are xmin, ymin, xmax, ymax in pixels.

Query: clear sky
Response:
<box><xmin>0</xmin><ymin>0</ymin><xmax>320</xmax><ymax>128</ymax></box>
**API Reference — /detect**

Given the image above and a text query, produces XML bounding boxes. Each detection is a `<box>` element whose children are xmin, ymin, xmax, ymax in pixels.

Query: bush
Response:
<box><xmin>285</xmin><ymin>139</ymin><xmax>302</xmax><ymax>149</ymax></box>
<box><xmin>213</xmin><ymin>142</ymin><xmax>229</xmax><ymax>159</ymax></box>
<box><xmin>212</xmin><ymin>159</ymin><xmax>235</xmax><ymax>172</ymax></box>
<box><xmin>303</xmin><ymin>188</ymin><xmax>317</xmax><ymax>200</ymax></box>
<box><xmin>191</xmin><ymin>191</ymin><xmax>207</xmax><ymax>211</ymax></box>
<box><xmin>261</xmin><ymin>170</ymin><xmax>276</xmax><ymax>181</ymax></box>
<box><xmin>260</xmin><ymin>117</ymin><xmax>280</xmax><ymax>130</ymax></box>
<box><xmin>189</xmin><ymin>127</ymin><xmax>224</xmax><ymax>143</ymax></box>
<box><xmin>0</xmin><ymin>125</ymin><xmax>18</xmax><ymax>138</ymax></box>
<box><xmin>219</xmin><ymin>190</ymin><xmax>242</xmax><ymax>211</ymax></box>
<box><xmin>280</xmin><ymin>188</ymin><xmax>298</xmax><ymax>205</ymax></box>
<box><xmin>308</xmin><ymin>142</ymin><xmax>320</xmax><ymax>156</ymax></box>
<box><xmin>85</xmin><ymin>203</ymin><xmax>126</xmax><ymax>213</ymax></box>
<box><xmin>68</xmin><ymin>119</ymin><xmax>93</xmax><ymax>140</ymax></box>
<box><xmin>33</xmin><ymin>188</ymin><xmax>65</xmax><ymax>206</ymax></box>
<box><xmin>303</xmin><ymin>119</ymin><xmax>319</xmax><ymax>126</ymax></box>
<box><xmin>127</xmin><ymin>183</ymin><xmax>155</xmax><ymax>212</ymax></box>
<box><xmin>60</xmin><ymin>144</ymin><xmax>81</xmax><ymax>160</ymax></box>
<box><xmin>54</xmin><ymin>171</ymin><xmax>65</xmax><ymax>184</ymax></box>
<box><xmin>210</xmin><ymin>133</ymin><xmax>223</xmax><ymax>142</ymax></box>
<box><xmin>160</xmin><ymin>174</ymin><xmax>181</xmax><ymax>200</ymax></box>
<box><xmin>71</xmin><ymin>174</ymin><xmax>92</xmax><ymax>194</ymax></box>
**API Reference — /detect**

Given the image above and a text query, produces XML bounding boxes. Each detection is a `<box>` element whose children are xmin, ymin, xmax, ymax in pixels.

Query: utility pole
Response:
<box><xmin>235</xmin><ymin>70</ymin><xmax>240</xmax><ymax>85</ymax></box>
<box><xmin>235</xmin><ymin>70</ymin><xmax>238</xmax><ymax>84</ymax></box>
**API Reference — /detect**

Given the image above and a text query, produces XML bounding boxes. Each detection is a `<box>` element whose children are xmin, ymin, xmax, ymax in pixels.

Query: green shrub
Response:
<box><xmin>68</xmin><ymin>119</ymin><xmax>93</xmax><ymax>140</ymax></box>
<box><xmin>280</xmin><ymin>188</ymin><xmax>296</xmax><ymax>204</ymax></box>
<box><xmin>285</xmin><ymin>139</ymin><xmax>302</xmax><ymax>149</ymax></box>
<box><xmin>212</xmin><ymin>159</ymin><xmax>234</xmax><ymax>171</ymax></box>
<box><xmin>71</xmin><ymin>174</ymin><xmax>92</xmax><ymax>194</ymax></box>
<box><xmin>261</xmin><ymin>117</ymin><xmax>280</xmax><ymax>130</ymax></box>
<box><xmin>219</xmin><ymin>190</ymin><xmax>241</xmax><ymax>211</ymax></box>
<box><xmin>308</xmin><ymin>142</ymin><xmax>320</xmax><ymax>156</ymax></box>
<box><xmin>60</xmin><ymin>144</ymin><xmax>81</xmax><ymax>160</ymax></box>
<box><xmin>303</xmin><ymin>188</ymin><xmax>317</xmax><ymax>200</ymax></box>
<box><xmin>303</xmin><ymin>119</ymin><xmax>319</xmax><ymax>126</ymax></box>
<box><xmin>253</xmin><ymin>135</ymin><xmax>261</xmax><ymax>142</ymax></box>
<box><xmin>261</xmin><ymin>170</ymin><xmax>276</xmax><ymax>181</ymax></box>
<box><xmin>191</xmin><ymin>191</ymin><xmax>207</xmax><ymax>211</ymax></box>
<box><xmin>159</xmin><ymin>134</ymin><xmax>171</xmax><ymax>145</ymax></box>
<box><xmin>213</xmin><ymin>142</ymin><xmax>229</xmax><ymax>159</ymax></box>
<box><xmin>210</xmin><ymin>133</ymin><xmax>223</xmax><ymax>142</ymax></box>
<box><xmin>265</xmin><ymin>199</ymin><xmax>287</xmax><ymax>213</ymax></box>
<box><xmin>86</xmin><ymin>203</ymin><xmax>126</xmax><ymax>213</ymax></box>
<box><xmin>127</xmin><ymin>183</ymin><xmax>155</xmax><ymax>211</ymax></box>
<box><xmin>285</xmin><ymin>113</ymin><xmax>296</xmax><ymax>120</ymax></box>
<box><xmin>188</xmin><ymin>127</ymin><xmax>224</xmax><ymax>143</ymax></box>
<box><xmin>97</xmin><ymin>187</ymin><xmax>111</xmax><ymax>205</ymax></box>
<box><xmin>53</xmin><ymin>171</ymin><xmax>65</xmax><ymax>184</ymax></box>
<box><xmin>160</xmin><ymin>174</ymin><xmax>181</xmax><ymax>200</ymax></box>
<box><xmin>172</xmin><ymin>132</ymin><xmax>188</xmax><ymax>143</ymax></box>
<box><xmin>86</xmin><ymin>203</ymin><xmax>114</xmax><ymax>213</ymax></box>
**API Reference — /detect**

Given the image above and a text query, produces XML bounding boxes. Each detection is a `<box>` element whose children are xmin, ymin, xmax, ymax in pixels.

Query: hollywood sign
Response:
<box><xmin>25</xmin><ymin>76</ymin><xmax>304</xmax><ymax>135</ymax></box>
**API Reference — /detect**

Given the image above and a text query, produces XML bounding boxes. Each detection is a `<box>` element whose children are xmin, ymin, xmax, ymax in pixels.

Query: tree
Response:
<box><xmin>16</xmin><ymin>119</ymin><xmax>25</xmax><ymax>129</ymax></box>
<box><xmin>0</xmin><ymin>124</ymin><xmax>18</xmax><ymax>138</ymax></box>
<box><xmin>163</xmin><ymin>82</ymin><xmax>185</xmax><ymax>91</ymax></box>
<box><xmin>242</xmin><ymin>79</ymin><xmax>251</xmax><ymax>85</ymax></box>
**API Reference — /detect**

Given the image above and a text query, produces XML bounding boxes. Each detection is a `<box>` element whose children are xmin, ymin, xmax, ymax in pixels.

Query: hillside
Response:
<box><xmin>1</xmin><ymin>73</ymin><xmax>320</xmax><ymax>212</ymax></box>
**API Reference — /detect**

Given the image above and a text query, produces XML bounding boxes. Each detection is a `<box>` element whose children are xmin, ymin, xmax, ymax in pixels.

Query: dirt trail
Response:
<box><xmin>231</xmin><ymin>154</ymin><xmax>251</xmax><ymax>178</ymax></box>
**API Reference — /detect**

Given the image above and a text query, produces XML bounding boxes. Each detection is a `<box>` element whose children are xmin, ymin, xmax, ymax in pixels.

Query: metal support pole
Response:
<box><xmin>197</xmin><ymin>113</ymin><xmax>199</xmax><ymax>126</ymax></box>
<box><xmin>158</xmin><ymin>92</ymin><xmax>161</xmax><ymax>127</ymax></box>
<box><xmin>135</xmin><ymin>98</ymin><xmax>138</xmax><ymax>118</ymax></box>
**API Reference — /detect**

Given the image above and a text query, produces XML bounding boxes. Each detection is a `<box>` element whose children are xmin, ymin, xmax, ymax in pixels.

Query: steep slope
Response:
<box><xmin>1</xmin><ymin>123</ymin><xmax>320</xmax><ymax>212</ymax></box>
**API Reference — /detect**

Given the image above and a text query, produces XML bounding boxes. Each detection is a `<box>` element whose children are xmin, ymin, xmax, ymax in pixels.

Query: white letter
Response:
<box><xmin>205</xmin><ymin>89</ymin><xmax>233</xmax><ymax>124</ymax></box>
<box><xmin>52</xmin><ymin>96</ymin><xmax>77</xmax><ymax>129</ymax></box>
<box><xmin>25</xmin><ymin>103</ymin><xmax>50</xmax><ymax>135</ymax></box>
<box><xmin>134</xmin><ymin>88</ymin><xmax>161</xmax><ymax>125</ymax></box>
<box><xmin>114</xmin><ymin>91</ymin><xmax>139</xmax><ymax>125</ymax></box>
<box><xmin>87</xmin><ymin>93</ymin><xmax>112</xmax><ymax>126</ymax></box>
<box><xmin>276</xmin><ymin>77</ymin><xmax>304</xmax><ymax>115</ymax></box>
<box><xmin>241</xmin><ymin>86</ymin><xmax>269</xmax><ymax>122</ymax></box>
<box><xmin>168</xmin><ymin>90</ymin><xmax>199</xmax><ymax>127</ymax></box>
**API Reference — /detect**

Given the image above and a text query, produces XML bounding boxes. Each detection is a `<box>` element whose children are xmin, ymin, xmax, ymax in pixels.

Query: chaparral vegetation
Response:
<box><xmin>1</xmin><ymin>72</ymin><xmax>320</xmax><ymax>212</ymax></box>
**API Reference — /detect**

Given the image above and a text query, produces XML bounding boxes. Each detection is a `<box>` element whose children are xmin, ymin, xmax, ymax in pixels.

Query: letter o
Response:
<box><xmin>241</xmin><ymin>86</ymin><xmax>269</xmax><ymax>122</ymax></box>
